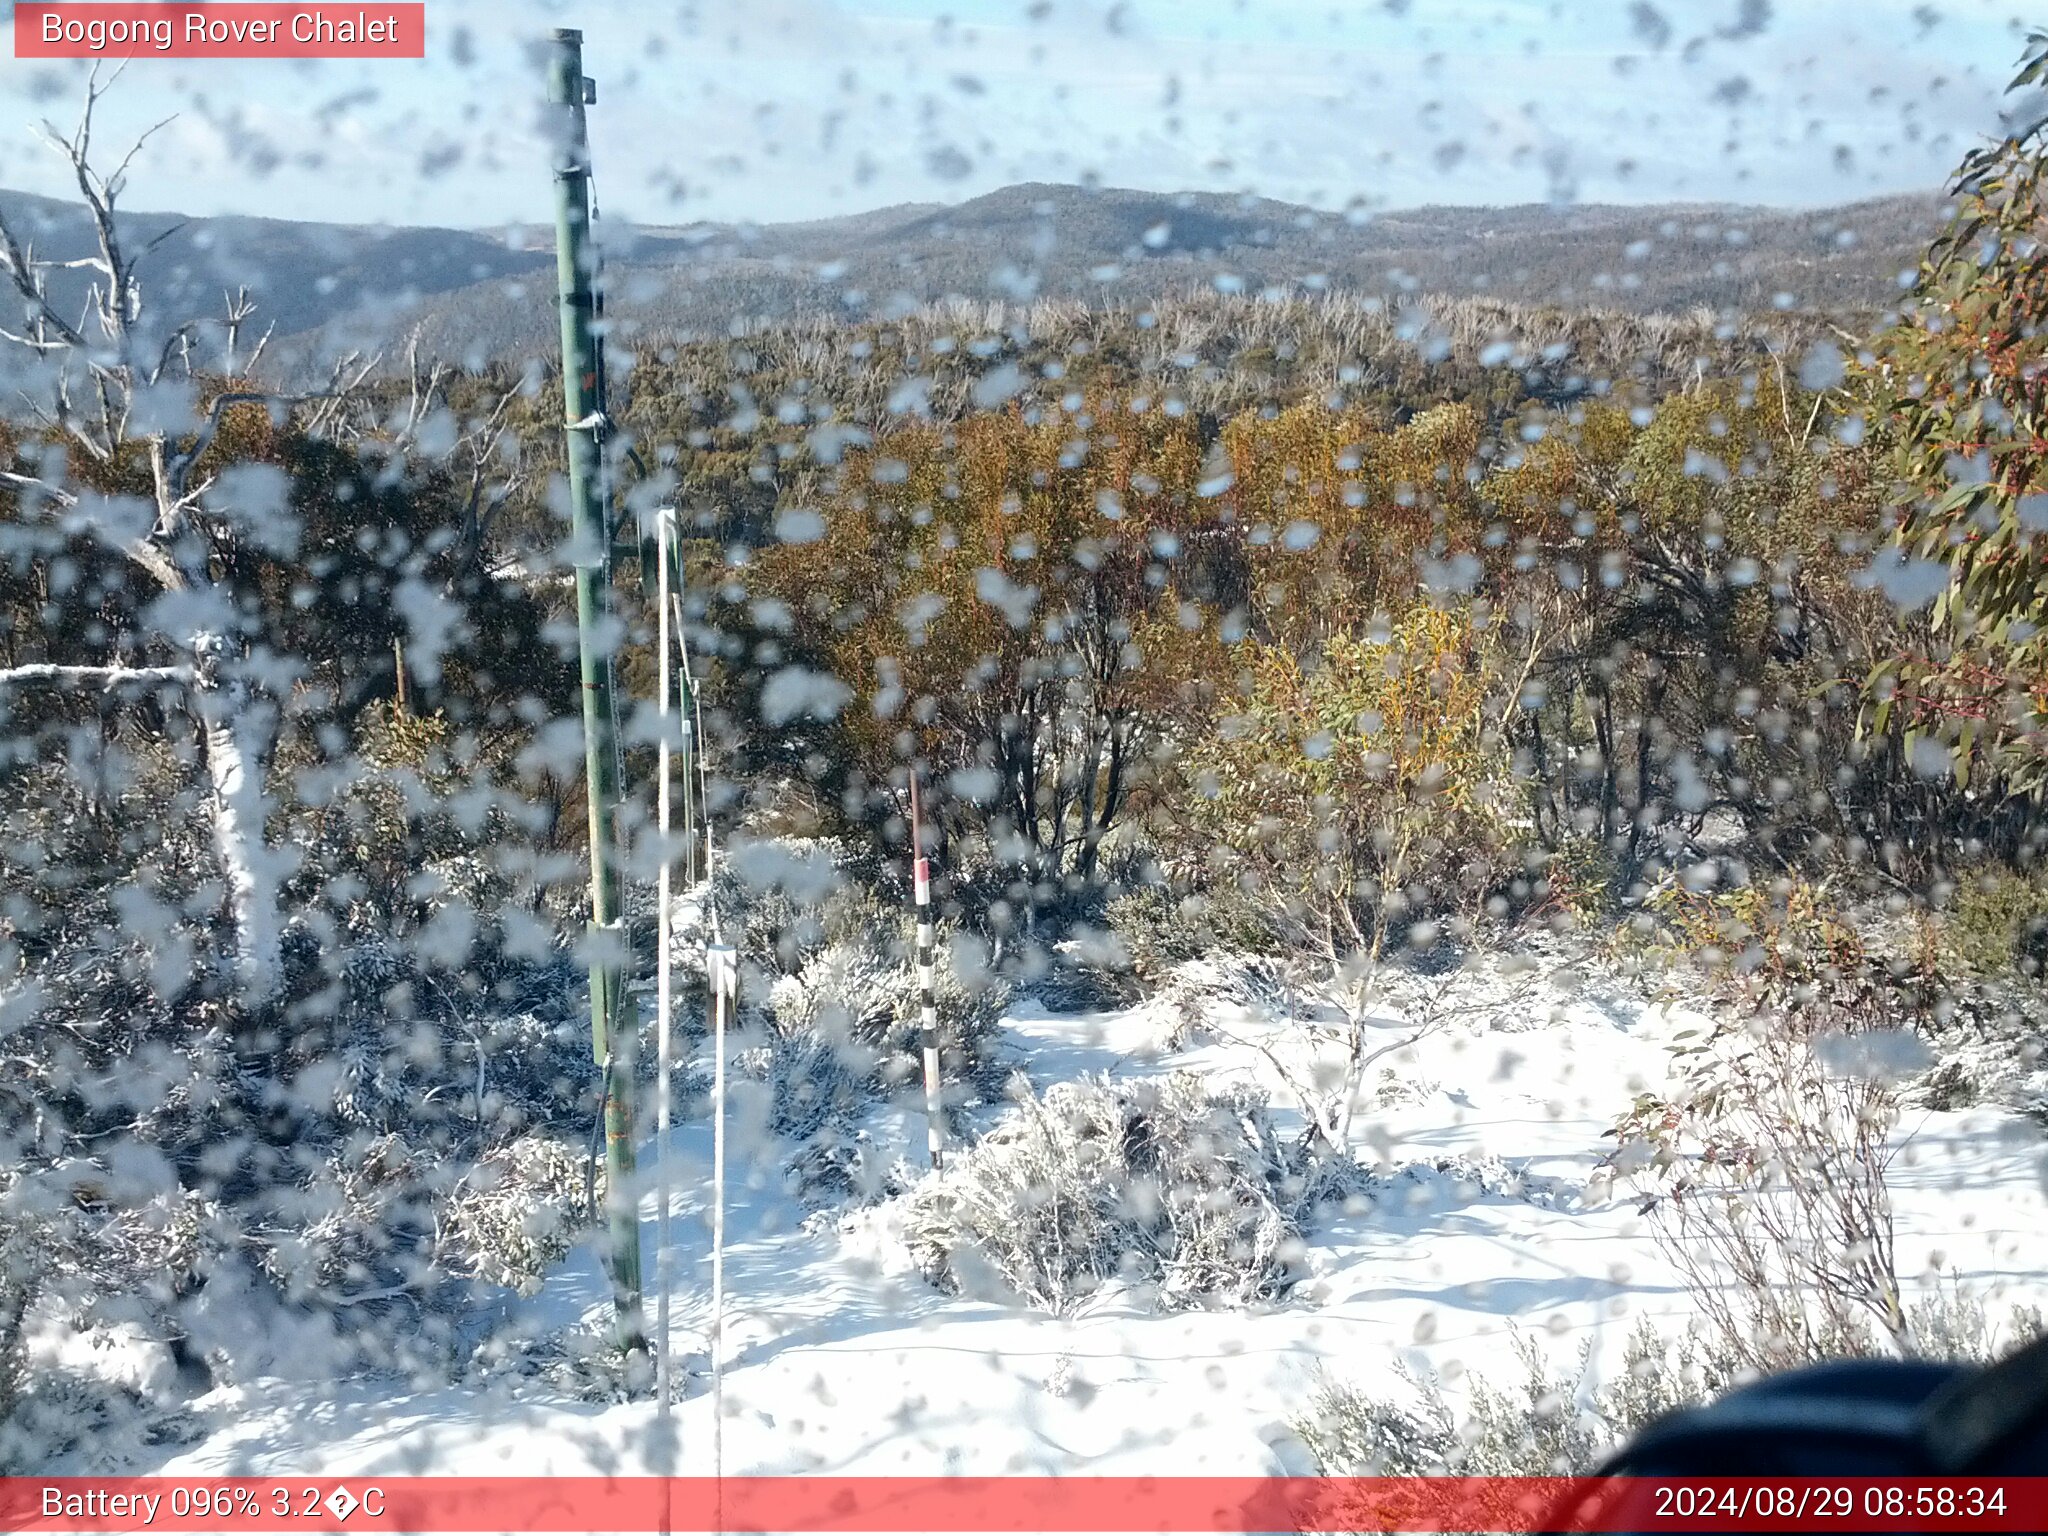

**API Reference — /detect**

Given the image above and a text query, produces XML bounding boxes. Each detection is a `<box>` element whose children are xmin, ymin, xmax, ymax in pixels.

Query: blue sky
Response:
<box><xmin>0</xmin><ymin>0</ymin><xmax>2033</xmax><ymax>228</ymax></box>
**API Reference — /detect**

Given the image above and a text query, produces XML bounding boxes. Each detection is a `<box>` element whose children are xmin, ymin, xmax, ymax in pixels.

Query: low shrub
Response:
<box><xmin>1940</xmin><ymin>867</ymin><xmax>2048</xmax><ymax>980</ymax></box>
<box><xmin>1297</xmin><ymin>1319</ymin><xmax>1765</xmax><ymax>1479</ymax></box>
<box><xmin>0</xmin><ymin>1166</ymin><xmax>235</xmax><ymax>1470</ymax></box>
<box><xmin>1298</xmin><ymin>1288</ymin><xmax>2047</xmax><ymax>1484</ymax></box>
<box><xmin>464</xmin><ymin>1320</ymin><xmax>658</xmax><ymax>1403</ymax></box>
<box><xmin>751</xmin><ymin>935</ymin><xmax>1013</xmax><ymax>1198</ymax></box>
<box><xmin>1918</xmin><ymin>1059</ymin><xmax>1980</xmax><ymax>1111</ymax></box>
<box><xmin>1024</xmin><ymin>934</ymin><xmax>1145</xmax><ymax>1013</ymax></box>
<box><xmin>1104</xmin><ymin>886</ymin><xmax>1213</xmax><ymax>983</ymax></box>
<box><xmin>1296</xmin><ymin>1330</ymin><xmax>1630</xmax><ymax>1478</ymax></box>
<box><xmin>1539</xmin><ymin>835</ymin><xmax>1623</xmax><ymax>926</ymax></box>
<box><xmin>902</xmin><ymin>1071</ymin><xmax>1319</xmax><ymax>1313</ymax></box>
<box><xmin>1903</xmin><ymin>1276</ymin><xmax>2046</xmax><ymax>1363</ymax></box>
<box><xmin>1155</xmin><ymin>953</ymin><xmax>1300</xmax><ymax>1044</ymax></box>
<box><xmin>772</xmin><ymin>936</ymin><xmax>1012</xmax><ymax>1099</ymax></box>
<box><xmin>705</xmin><ymin>837</ymin><xmax>897</xmax><ymax>980</ymax></box>
<box><xmin>0</xmin><ymin>1366</ymin><xmax>204</xmax><ymax>1476</ymax></box>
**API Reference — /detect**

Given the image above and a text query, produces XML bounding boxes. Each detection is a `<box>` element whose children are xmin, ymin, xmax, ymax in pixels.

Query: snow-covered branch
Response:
<box><xmin>0</xmin><ymin>663</ymin><xmax>193</xmax><ymax>692</ymax></box>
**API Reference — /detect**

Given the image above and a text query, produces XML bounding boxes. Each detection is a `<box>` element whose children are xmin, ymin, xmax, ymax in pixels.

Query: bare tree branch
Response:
<box><xmin>150</xmin><ymin>321</ymin><xmax>195</xmax><ymax>384</ymax></box>
<box><xmin>0</xmin><ymin>71</ymin><xmax>287</xmax><ymax>1003</ymax></box>
<box><xmin>0</xmin><ymin>663</ymin><xmax>192</xmax><ymax>691</ymax></box>
<box><xmin>241</xmin><ymin>320</ymin><xmax>274</xmax><ymax>379</ymax></box>
<box><xmin>0</xmin><ymin>322</ymin><xmax>77</xmax><ymax>354</ymax></box>
<box><xmin>0</xmin><ymin>467</ymin><xmax>76</xmax><ymax>505</ymax></box>
<box><xmin>106</xmin><ymin>119</ymin><xmax>177</xmax><ymax>204</ymax></box>
<box><xmin>162</xmin><ymin>389</ymin><xmax>335</xmax><ymax>506</ymax></box>
<box><xmin>0</xmin><ymin>211</ymin><xmax>87</xmax><ymax>349</ymax></box>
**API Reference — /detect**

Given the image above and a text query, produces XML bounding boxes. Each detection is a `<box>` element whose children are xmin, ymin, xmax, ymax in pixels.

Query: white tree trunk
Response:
<box><xmin>191</xmin><ymin>672</ymin><xmax>283</xmax><ymax>1003</ymax></box>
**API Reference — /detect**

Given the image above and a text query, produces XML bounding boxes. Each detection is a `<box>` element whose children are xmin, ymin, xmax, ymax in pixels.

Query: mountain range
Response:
<box><xmin>0</xmin><ymin>180</ymin><xmax>1949</xmax><ymax>378</ymax></box>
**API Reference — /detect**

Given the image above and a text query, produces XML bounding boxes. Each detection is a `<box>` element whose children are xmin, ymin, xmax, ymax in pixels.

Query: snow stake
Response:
<box><xmin>910</xmin><ymin>769</ymin><xmax>944</xmax><ymax>1170</ymax></box>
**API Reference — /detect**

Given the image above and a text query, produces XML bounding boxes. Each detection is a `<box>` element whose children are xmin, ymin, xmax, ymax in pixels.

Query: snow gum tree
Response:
<box><xmin>1867</xmin><ymin>29</ymin><xmax>2048</xmax><ymax>804</ymax></box>
<box><xmin>0</xmin><ymin>82</ymin><xmax>543</xmax><ymax>1000</ymax></box>
<box><xmin>1177</xmin><ymin>604</ymin><xmax>1516</xmax><ymax>1150</ymax></box>
<box><xmin>0</xmin><ymin>78</ymin><xmax>342</xmax><ymax>999</ymax></box>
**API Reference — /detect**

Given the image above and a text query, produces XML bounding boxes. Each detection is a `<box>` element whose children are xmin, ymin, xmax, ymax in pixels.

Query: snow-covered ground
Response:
<box><xmin>43</xmin><ymin>948</ymin><xmax>2048</xmax><ymax>1479</ymax></box>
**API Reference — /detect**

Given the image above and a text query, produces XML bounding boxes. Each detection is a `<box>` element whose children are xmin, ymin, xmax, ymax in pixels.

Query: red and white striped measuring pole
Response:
<box><xmin>910</xmin><ymin>769</ymin><xmax>943</xmax><ymax>1170</ymax></box>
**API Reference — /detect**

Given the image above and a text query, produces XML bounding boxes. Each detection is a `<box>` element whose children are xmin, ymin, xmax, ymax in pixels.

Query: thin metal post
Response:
<box><xmin>655</xmin><ymin>506</ymin><xmax>675</xmax><ymax>1416</ymax></box>
<box><xmin>706</xmin><ymin>941</ymin><xmax>736</xmax><ymax>1500</ymax></box>
<box><xmin>546</xmin><ymin>25</ymin><xmax>643</xmax><ymax>1352</ymax></box>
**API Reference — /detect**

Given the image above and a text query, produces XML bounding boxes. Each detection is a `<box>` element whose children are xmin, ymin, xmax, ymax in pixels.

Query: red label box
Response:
<box><xmin>14</xmin><ymin>5</ymin><xmax>426</xmax><ymax>59</ymax></box>
<box><xmin>2</xmin><ymin>1476</ymin><xmax>2047</xmax><ymax>1533</ymax></box>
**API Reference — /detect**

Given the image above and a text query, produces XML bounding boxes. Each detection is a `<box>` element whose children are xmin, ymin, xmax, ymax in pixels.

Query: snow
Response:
<box><xmin>47</xmin><ymin>946</ymin><xmax>2048</xmax><ymax>1480</ymax></box>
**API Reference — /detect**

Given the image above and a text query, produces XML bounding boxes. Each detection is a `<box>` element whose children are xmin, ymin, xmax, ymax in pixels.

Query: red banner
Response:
<box><xmin>13</xmin><ymin>5</ymin><xmax>425</xmax><ymax>59</ymax></box>
<box><xmin>2</xmin><ymin>1477</ymin><xmax>2045</xmax><ymax>1532</ymax></box>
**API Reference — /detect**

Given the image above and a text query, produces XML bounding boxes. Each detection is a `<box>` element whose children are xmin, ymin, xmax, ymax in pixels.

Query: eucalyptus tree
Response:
<box><xmin>0</xmin><ymin>74</ymin><xmax>372</xmax><ymax>999</ymax></box>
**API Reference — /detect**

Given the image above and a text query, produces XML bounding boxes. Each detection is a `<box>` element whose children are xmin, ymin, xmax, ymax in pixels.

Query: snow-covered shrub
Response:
<box><xmin>256</xmin><ymin>1134</ymin><xmax>447</xmax><ymax>1308</ymax></box>
<box><xmin>1021</xmin><ymin>933</ymin><xmax>1143</xmax><ymax>1012</ymax></box>
<box><xmin>773</xmin><ymin>936</ymin><xmax>1011</xmax><ymax>1099</ymax></box>
<box><xmin>763</xmin><ymin>1021</ymin><xmax>877</xmax><ymax>1141</ymax></box>
<box><xmin>0</xmin><ymin>1213</ymin><xmax>37</xmax><ymax>1448</ymax></box>
<box><xmin>1352</xmin><ymin>1152</ymin><xmax>1579</xmax><ymax>1218</ymax></box>
<box><xmin>1903</xmin><ymin>1277</ymin><xmax>2047</xmax><ymax>1362</ymax></box>
<box><xmin>1105</xmin><ymin>885</ymin><xmax>1212</xmax><ymax>983</ymax></box>
<box><xmin>281</xmin><ymin>1129</ymin><xmax>598</xmax><ymax>1312</ymax></box>
<box><xmin>754</xmin><ymin>935</ymin><xmax>1012</xmax><ymax>1198</ymax></box>
<box><xmin>0</xmin><ymin>1159</ymin><xmax>231</xmax><ymax>1468</ymax></box>
<box><xmin>464</xmin><ymin>1321</ymin><xmax>658</xmax><ymax>1403</ymax></box>
<box><xmin>0</xmin><ymin>1336</ymin><xmax>20</xmax><ymax>1459</ymax></box>
<box><xmin>1295</xmin><ymin>1366</ymin><xmax>1457</xmax><ymax>1478</ymax></box>
<box><xmin>759</xmin><ymin>1024</ymin><xmax>879</xmax><ymax>1198</ymax></box>
<box><xmin>1896</xmin><ymin>982</ymin><xmax>2048</xmax><ymax>1118</ymax></box>
<box><xmin>274</xmin><ymin>702</ymin><xmax>530</xmax><ymax>939</ymax></box>
<box><xmin>1917</xmin><ymin>1058</ymin><xmax>1979</xmax><ymax>1111</ymax></box>
<box><xmin>0</xmin><ymin>748</ymin><xmax>217</xmax><ymax>961</ymax></box>
<box><xmin>815</xmin><ymin>875</ymin><xmax>905</xmax><ymax>951</ymax></box>
<box><xmin>0</xmin><ymin>1365</ymin><xmax>205</xmax><ymax>1476</ymax></box>
<box><xmin>435</xmin><ymin>1136</ymin><xmax>592</xmax><ymax>1294</ymax></box>
<box><xmin>685</xmin><ymin>843</ymin><xmax>1012</xmax><ymax>1197</ymax></box>
<box><xmin>1300</xmin><ymin>1289</ymin><xmax>2045</xmax><ymax>1490</ymax></box>
<box><xmin>1296</xmin><ymin>1323</ymin><xmax>1708</xmax><ymax>1478</ymax></box>
<box><xmin>1156</xmin><ymin>953</ymin><xmax>1297</xmax><ymax>1036</ymax></box>
<box><xmin>1617</xmin><ymin>885</ymin><xmax>1943</xmax><ymax>1372</ymax></box>
<box><xmin>310</xmin><ymin>949</ymin><xmax>595</xmax><ymax>1141</ymax></box>
<box><xmin>706</xmin><ymin>835</ymin><xmax>894</xmax><ymax>978</ymax></box>
<box><xmin>903</xmin><ymin>1071</ymin><xmax>1310</xmax><ymax>1313</ymax></box>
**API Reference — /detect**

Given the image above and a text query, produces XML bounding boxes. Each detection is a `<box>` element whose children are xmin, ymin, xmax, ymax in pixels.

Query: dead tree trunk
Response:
<box><xmin>189</xmin><ymin>645</ymin><xmax>282</xmax><ymax>999</ymax></box>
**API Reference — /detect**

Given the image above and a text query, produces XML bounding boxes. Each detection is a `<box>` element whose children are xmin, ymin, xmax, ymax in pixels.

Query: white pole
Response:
<box><xmin>654</xmin><ymin>506</ymin><xmax>675</xmax><ymax>1419</ymax></box>
<box><xmin>706</xmin><ymin>941</ymin><xmax>735</xmax><ymax>1500</ymax></box>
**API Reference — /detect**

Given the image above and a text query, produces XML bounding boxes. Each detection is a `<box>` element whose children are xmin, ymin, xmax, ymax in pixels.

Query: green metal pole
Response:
<box><xmin>546</xmin><ymin>26</ymin><xmax>644</xmax><ymax>1355</ymax></box>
